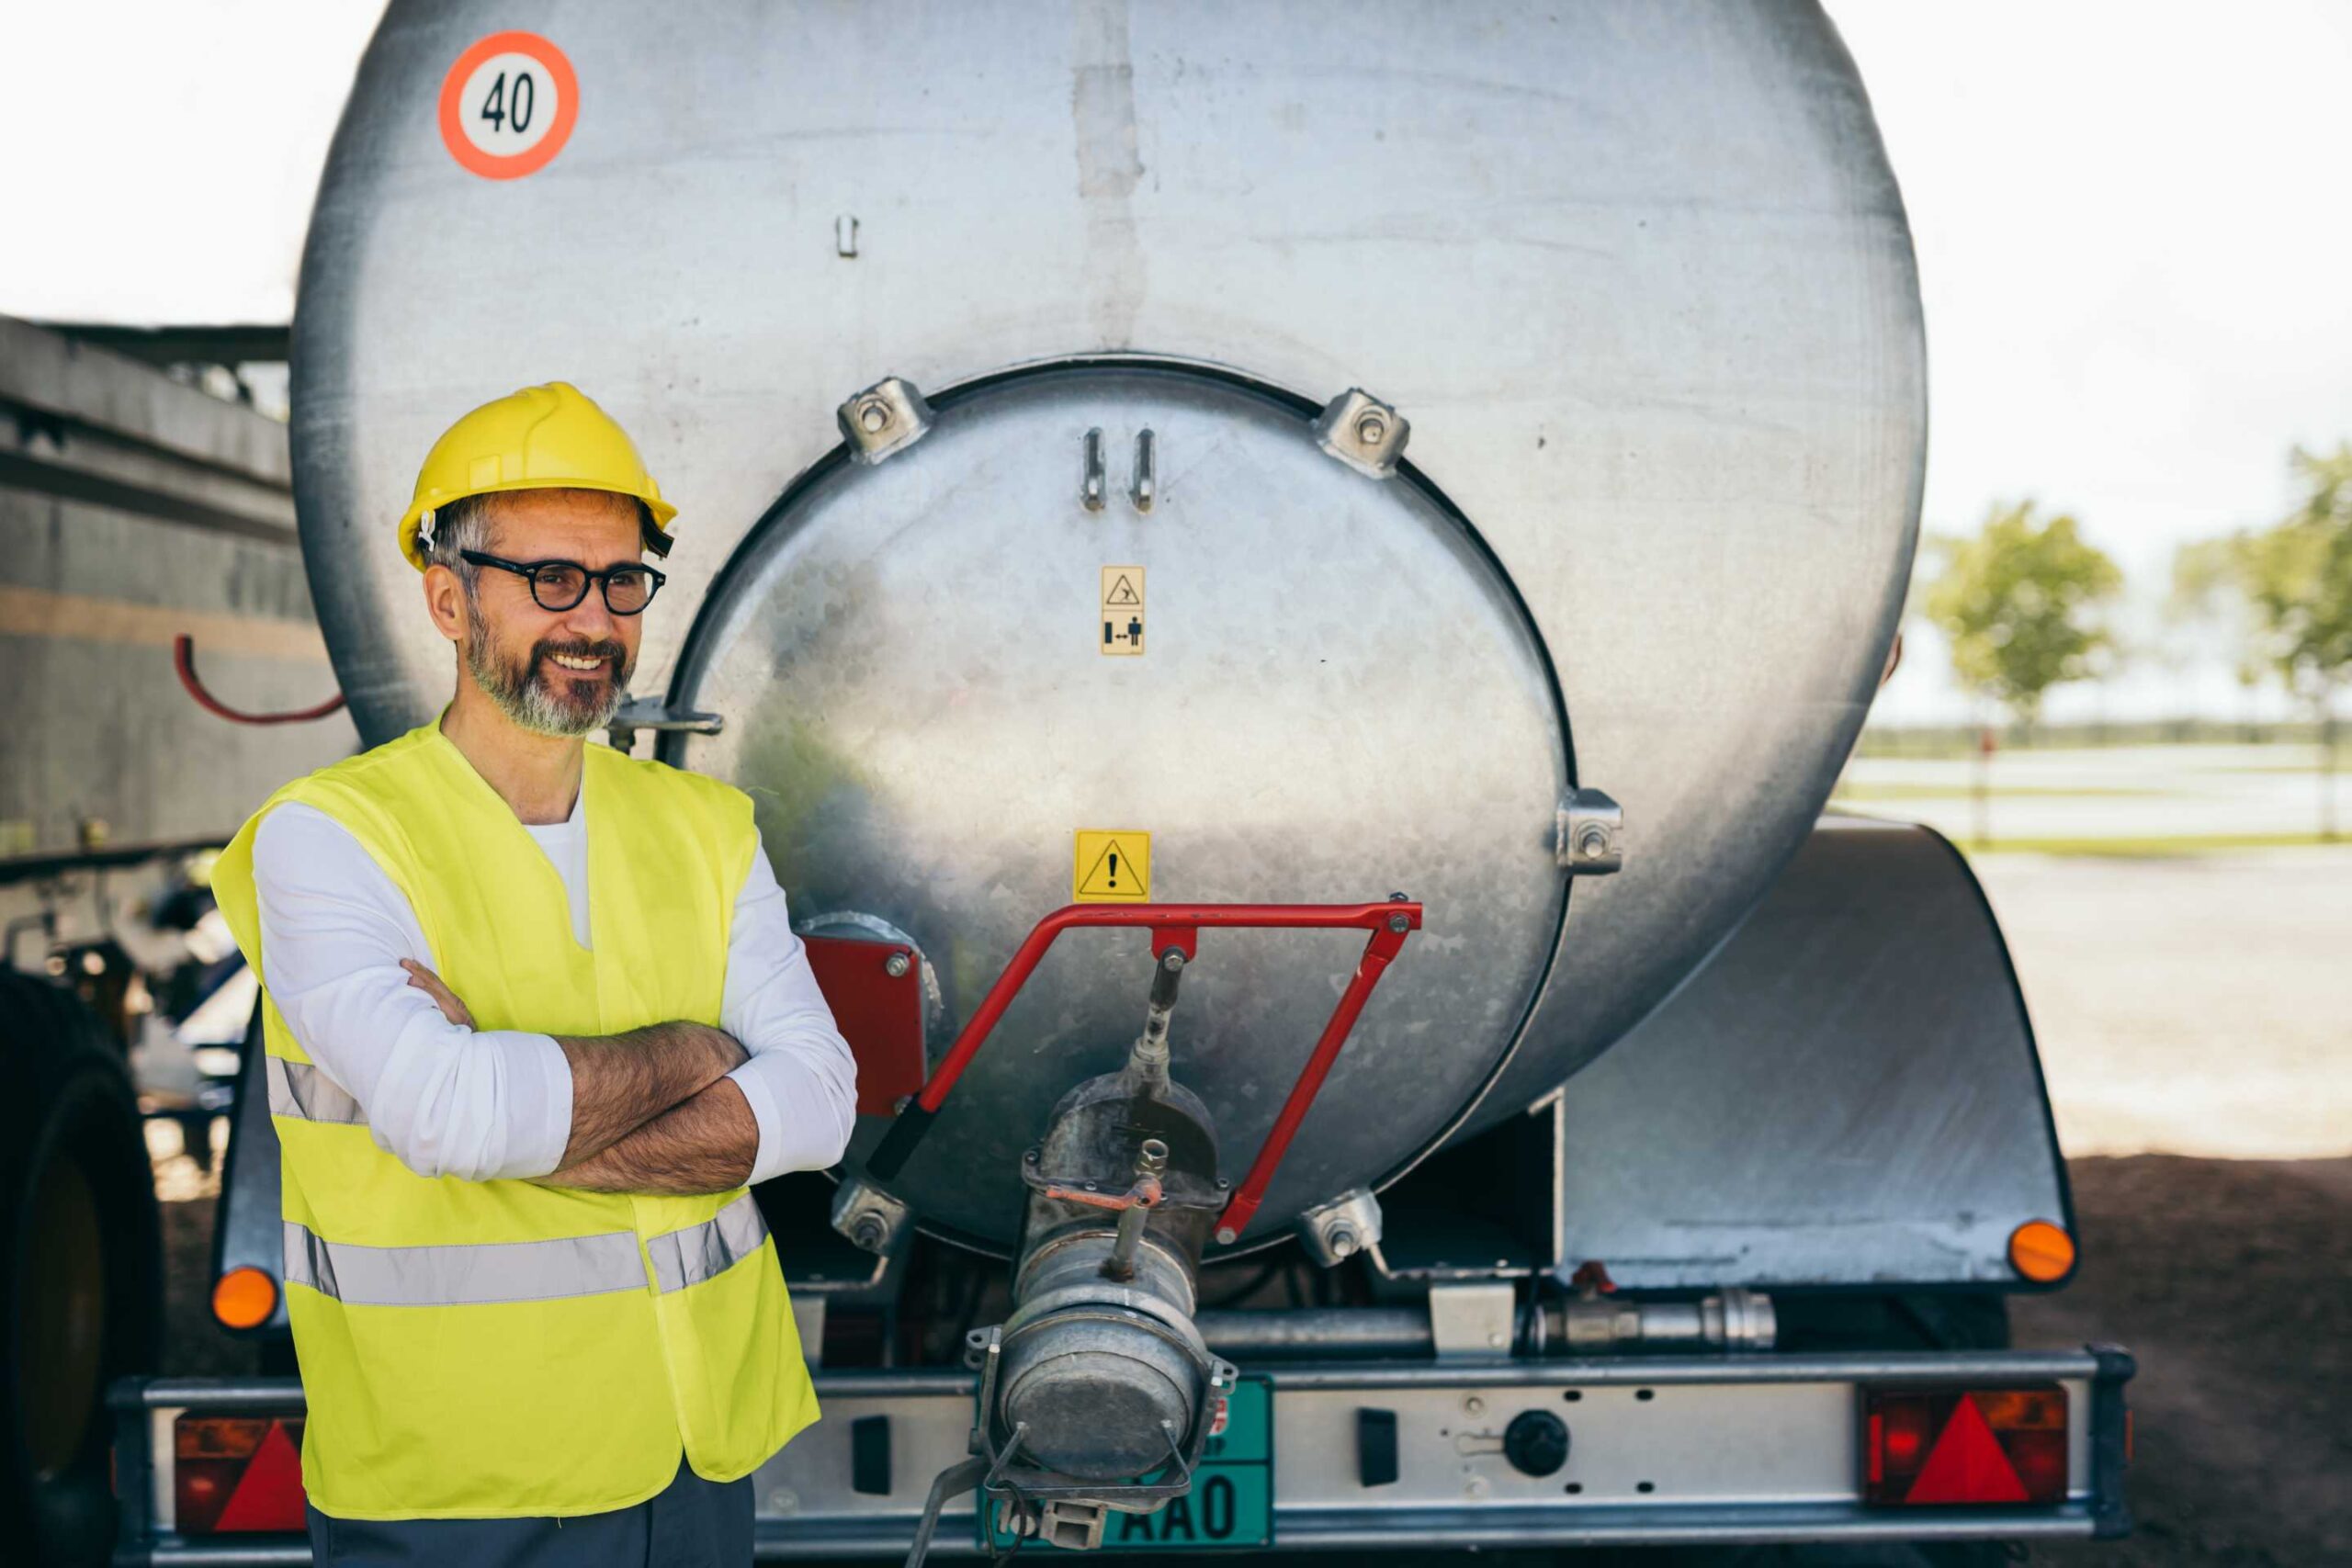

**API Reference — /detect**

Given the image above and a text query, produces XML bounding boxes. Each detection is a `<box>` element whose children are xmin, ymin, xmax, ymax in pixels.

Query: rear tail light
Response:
<box><xmin>2007</xmin><ymin>1220</ymin><xmax>2076</xmax><ymax>1283</ymax></box>
<box><xmin>174</xmin><ymin>1414</ymin><xmax>307</xmax><ymax>1532</ymax></box>
<box><xmin>211</xmin><ymin>1266</ymin><xmax>279</xmax><ymax>1330</ymax></box>
<box><xmin>1862</xmin><ymin>1385</ymin><xmax>2068</xmax><ymax>1506</ymax></box>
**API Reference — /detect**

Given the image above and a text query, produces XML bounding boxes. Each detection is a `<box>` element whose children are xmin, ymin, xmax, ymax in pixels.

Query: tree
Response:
<box><xmin>2185</xmin><ymin>445</ymin><xmax>2352</xmax><ymax>839</ymax></box>
<box><xmin>2168</xmin><ymin>536</ymin><xmax>2269</xmax><ymax>739</ymax></box>
<box><xmin>1922</xmin><ymin>502</ymin><xmax>2123</xmax><ymax>845</ymax></box>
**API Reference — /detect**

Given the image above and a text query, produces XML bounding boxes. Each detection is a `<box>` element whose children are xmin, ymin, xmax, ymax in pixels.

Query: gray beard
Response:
<box><xmin>464</xmin><ymin>599</ymin><xmax>629</xmax><ymax>739</ymax></box>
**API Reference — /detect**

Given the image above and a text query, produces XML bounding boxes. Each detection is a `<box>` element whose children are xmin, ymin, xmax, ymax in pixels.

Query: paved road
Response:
<box><xmin>1838</xmin><ymin>742</ymin><xmax>2346</xmax><ymax>845</ymax></box>
<box><xmin>1972</xmin><ymin>846</ymin><xmax>2352</xmax><ymax>1158</ymax></box>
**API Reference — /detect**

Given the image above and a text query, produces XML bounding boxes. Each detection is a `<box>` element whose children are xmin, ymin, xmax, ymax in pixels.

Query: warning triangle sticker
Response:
<box><xmin>213</xmin><ymin>1419</ymin><xmax>309</xmax><ymax>1531</ymax></box>
<box><xmin>1904</xmin><ymin>1395</ymin><xmax>2028</xmax><ymax>1506</ymax></box>
<box><xmin>1104</xmin><ymin>574</ymin><xmax>1141</xmax><ymax>606</ymax></box>
<box><xmin>1078</xmin><ymin>838</ymin><xmax>1147</xmax><ymax>897</ymax></box>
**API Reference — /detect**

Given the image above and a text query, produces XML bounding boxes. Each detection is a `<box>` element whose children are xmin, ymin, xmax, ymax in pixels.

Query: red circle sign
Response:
<box><xmin>438</xmin><ymin>32</ymin><xmax>578</xmax><ymax>180</ymax></box>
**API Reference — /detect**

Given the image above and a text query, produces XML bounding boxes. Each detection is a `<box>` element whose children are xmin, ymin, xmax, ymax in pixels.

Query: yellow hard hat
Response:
<box><xmin>397</xmin><ymin>381</ymin><xmax>678</xmax><ymax>570</ymax></box>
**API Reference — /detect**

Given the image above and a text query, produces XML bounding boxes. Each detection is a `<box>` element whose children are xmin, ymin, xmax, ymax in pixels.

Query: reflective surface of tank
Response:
<box><xmin>292</xmin><ymin>1</ymin><xmax>1923</xmax><ymax>1251</ymax></box>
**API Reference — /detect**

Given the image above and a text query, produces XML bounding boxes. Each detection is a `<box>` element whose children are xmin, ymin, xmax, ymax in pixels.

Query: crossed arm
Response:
<box><xmin>401</xmin><ymin>959</ymin><xmax>758</xmax><ymax>1196</ymax></box>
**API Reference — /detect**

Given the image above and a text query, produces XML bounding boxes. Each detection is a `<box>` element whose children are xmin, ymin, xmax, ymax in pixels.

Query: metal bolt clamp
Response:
<box><xmin>1312</xmin><ymin>388</ymin><xmax>1410</xmax><ymax>479</ymax></box>
<box><xmin>837</xmin><ymin>376</ymin><xmax>934</xmax><ymax>465</ymax></box>
<box><xmin>830</xmin><ymin>1175</ymin><xmax>914</xmax><ymax>1257</ymax></box>
<box><xmin>1555</xmin><ymin>787</ymin><xmax>1625</xmax><ymax>874</ymax></box>
<box><xmin>1295</xmin><ymin>1187</ymin><xmax>1384</xmax><ymax>1268</ymax></box>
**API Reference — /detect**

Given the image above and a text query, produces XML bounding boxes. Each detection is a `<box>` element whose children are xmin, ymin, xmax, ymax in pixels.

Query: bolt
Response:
<box><xmin>1024</xmin><ymin>1147</ymin><xmax>1040</xmax><ymax>1163</ymax></box>
<box><xmin>1388</xmin><ymin>913</ymin><xmax>1410</xmax><ymax>933</ymax></box>
<box><xmin>1215</xmin><ymin>1224</ymin><xmax>1238</xmax><ymax>1246</ymax></box>
<box><xmin>1326</xmin><ymin>1225</ymin><xmax>1359</xmax><ymax>1259</ymax></box>
<box><xmin>858</xmin><ymin>400</ymin><xmax>890</xmax><ymax>433</ymax></box>
<box><xmin>1465</xmin><ymin>1475</ymin><xmax>1490</xmax><ymax>1500</ymax></box>
<box><xmin>1160</xmin><ymin>949</ymin><xmax>1186</xmax><ymax>972</ymax></box>
<box><xmin>1464</xmin><ymin>1395</ymin><xmax>1487</xmax><ymax>1416</ymax></box>
<box><xmin>1356</xmin><ymin>413</ymin><xmax>1388</xmax><ymax>446</ymax></box>
<box><xmin>851</xmin><ymin>1213</ymin><xmax>888</xmax><ymax>1251</ymax></box>
<box><xmin>1488</xmin><ymin>1330</ymin><xmax>1509</xmax><ymax>1348</ymax></box>
<box><xmin>884</xmin><ymin>952</ymin><xmax>911</xmax><ymax>977</ymax></box>
<box><xmin>1577</xmin><ymin>827</ymin><xmax>1611</xmax><ymax>859</ymax></box>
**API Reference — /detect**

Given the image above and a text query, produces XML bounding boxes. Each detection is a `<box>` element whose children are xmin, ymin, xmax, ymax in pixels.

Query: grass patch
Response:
<box><xmin>2210</xmin><ymin>761</ymin><xmax>2345</xmax><ymax>775</ymax></box>
<box><xmin>1959</xmin><ymin>832</ymin><xmax>2351</xmax><ymax>858</ymax></box>
<box><xmin>1831</xmin><ymin>782</ymin><xmax>2154</xmax><ymax>803</ymax></box>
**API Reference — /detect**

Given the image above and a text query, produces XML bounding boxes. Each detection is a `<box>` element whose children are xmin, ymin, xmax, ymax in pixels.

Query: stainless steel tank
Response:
<box><xmin>290</xmin><ymin>1</ymin><xmax>1922</xmax><ymax>1255</ymax></box>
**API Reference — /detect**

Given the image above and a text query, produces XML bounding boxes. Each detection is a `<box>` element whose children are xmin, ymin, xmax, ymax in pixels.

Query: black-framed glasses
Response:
<box><xmin>459</xmin><ymin>550</ymin><xmax>665</xmax><ymax>615</ymax></box>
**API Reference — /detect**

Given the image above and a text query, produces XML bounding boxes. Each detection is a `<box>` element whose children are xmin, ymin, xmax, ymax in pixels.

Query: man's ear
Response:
<box><xmin>422</xmin><ymin>565</ymin><xmax>468</xmax><ymax>646</ymax></box>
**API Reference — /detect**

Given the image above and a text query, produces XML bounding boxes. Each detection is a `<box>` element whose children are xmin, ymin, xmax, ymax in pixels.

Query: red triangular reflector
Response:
<box><xmin>212</xmin><ymin>1420</ymin><xmax>308</xmax><ymax>1531</ymax></box>
<box><xmin>1905</xmin><ymin>1394</ymin><xmax>2028</xmax><ymax>1505</ymax></box>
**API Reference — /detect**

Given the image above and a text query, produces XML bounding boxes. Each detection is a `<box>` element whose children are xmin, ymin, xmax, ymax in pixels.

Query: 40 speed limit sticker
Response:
<box><xmin>438</xmin><ymin>31</ymin><xmax>579</xmax><ymax>180</ymax></box>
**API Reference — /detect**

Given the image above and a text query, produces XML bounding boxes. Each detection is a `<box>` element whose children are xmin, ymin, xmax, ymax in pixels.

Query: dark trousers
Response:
<box><xmin>306</xmin><ymin>1456</ymin><xmax>753</xmax><ymax>1567</ymax></box>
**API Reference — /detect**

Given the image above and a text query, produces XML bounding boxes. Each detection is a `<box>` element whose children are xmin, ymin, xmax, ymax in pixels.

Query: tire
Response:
<box><xmin>0</xmin><ymin>968</ymin><xmax>164</xmax><ymax>1567</ymax></box>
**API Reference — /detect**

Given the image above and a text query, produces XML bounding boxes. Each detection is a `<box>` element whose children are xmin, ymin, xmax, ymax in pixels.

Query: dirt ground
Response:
<box><xmin>152</xmin><ymin>1148</ymin><xmax>2351</xmax><ymax>1563</ymax></box>
<box><xmin>2011</xmin><ymin>1156</ymin><xmax>2352</xmax><ymax>1566</ymax></box>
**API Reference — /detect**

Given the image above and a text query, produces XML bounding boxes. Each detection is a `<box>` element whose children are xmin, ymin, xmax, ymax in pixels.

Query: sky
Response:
<box><xmin>3</xmin><ymin>2</ymin><xmax>2346</xmax><ymax>724</ymax></box>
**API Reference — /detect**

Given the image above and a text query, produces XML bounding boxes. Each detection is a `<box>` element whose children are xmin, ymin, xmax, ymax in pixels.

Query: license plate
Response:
<box><xmin>979</xmin><ymin>1377</ymin><xmax>1273</xmax><ymax>1551</ymax></box>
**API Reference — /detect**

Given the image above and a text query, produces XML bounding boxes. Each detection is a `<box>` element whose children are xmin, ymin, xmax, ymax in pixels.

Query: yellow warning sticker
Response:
<box><xmin>1073</xmin><ymin>829</ymin><xmax>1151</xmax><ymax>903</ymax></box>
<box><xmin>1101</xmin><ymin>566</ymin><xmax>1145</xmax><ymax>656</ymax></box>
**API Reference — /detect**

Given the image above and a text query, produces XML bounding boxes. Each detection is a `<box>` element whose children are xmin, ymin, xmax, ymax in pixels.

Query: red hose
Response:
<box><xmin>174</xmin><ymin>635</ymin><xmax>347</xmax><ymax>725</ymax></box>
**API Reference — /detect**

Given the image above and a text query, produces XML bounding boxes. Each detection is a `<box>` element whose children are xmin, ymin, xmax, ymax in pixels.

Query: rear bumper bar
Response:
<box><xmin>111</xmin><ymin>1348</ymin><xmax>2132</xmax><ymax>1562</ymax></box>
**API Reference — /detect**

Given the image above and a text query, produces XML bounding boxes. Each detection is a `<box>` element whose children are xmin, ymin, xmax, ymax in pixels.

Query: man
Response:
<box><xmin>209</xmin><ymin>382</ymin><xmax>857</xmax><ymax>1565</ymax></box>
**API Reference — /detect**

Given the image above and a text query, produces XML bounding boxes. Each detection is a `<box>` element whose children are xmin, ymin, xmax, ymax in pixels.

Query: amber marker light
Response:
<box><xmin>2007</xmin><ymin>1220</ymin><xmax>2075</xmax><ymax>1283</ymax></box>
<box><xmin>212</xmin><ymin>1267</ymin><xmax>279</xmax><ymax>1330</ymax></box>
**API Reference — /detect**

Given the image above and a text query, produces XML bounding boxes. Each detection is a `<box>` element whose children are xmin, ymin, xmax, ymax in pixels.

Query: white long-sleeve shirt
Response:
<box><xmin>248</xmin><ymin>789</ymin><xmax>857</xmax><ymax>1186</ymax></box>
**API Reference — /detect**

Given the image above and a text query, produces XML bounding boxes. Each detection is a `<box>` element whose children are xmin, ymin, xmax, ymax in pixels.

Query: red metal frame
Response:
<box><xmin>175</xmin><ymin>635</ymin><xmax>347</xmax><ymax>726</ymax></box>
<box><xmin>799</xmin><ymin>934</ymin><xmax>929</xmax><ymax>1117</ymax></box>
<box><xmin>866</xmin><ymin>899</ymin><xmax>1420</xmax><ymax>1247</ymax></box>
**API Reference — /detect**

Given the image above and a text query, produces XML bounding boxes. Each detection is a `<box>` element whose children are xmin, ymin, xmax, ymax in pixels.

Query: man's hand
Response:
<box><xmin>401</xmin><ymin>958</ymin><xmax>474</xmax><ymax>1028</ymax></box>
<box><xmin>536</xmin><ymin>1077</ymin><xmax>759</xmax><ymax>1195</ymax></box>
<box><xmin>397</xmin><ymin>958</ymin><xmax>744</xmax><ymax>1176</ymax></box>
<box><xmin>553</xmin><ymin>1022</ymin><xmax>745</xmax><ymax>1169</ymax></box>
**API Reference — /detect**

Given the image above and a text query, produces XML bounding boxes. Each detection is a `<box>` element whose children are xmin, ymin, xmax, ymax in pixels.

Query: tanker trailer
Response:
<box><xmin>1</xmin><ymin>317</ymin><xmax>356</xmax><ymax>1568</ymax></box>
<box><xmin>106</xmin><ymin>2</ymin><xmax>2132</xmax><ymax>1562</ymax></box>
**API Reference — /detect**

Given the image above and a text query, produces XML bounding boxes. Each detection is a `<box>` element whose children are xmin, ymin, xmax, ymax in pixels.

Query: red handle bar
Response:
<box><xmin>864</xmin><ymin>900</ymin><xmax>1420</xmax><ymax>1247</ymax></box>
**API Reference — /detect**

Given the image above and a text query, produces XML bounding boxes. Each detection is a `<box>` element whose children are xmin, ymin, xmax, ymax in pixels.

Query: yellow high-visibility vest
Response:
<box><xmin>209</xmin><ymin>719</ymin><xmax>818</xmax><ymax>1520</ymax></box>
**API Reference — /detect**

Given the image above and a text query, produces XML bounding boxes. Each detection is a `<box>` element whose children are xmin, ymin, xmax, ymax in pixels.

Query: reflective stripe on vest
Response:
<box><xmin>266</xmin><ymin>1055</ymin><xmax>366</xmax><ymax>1124</ymax></box>
<box><xmin>282</xmin><ymin>1194</ymin><xmax>770</xmax><ymax>1305</ymax></box>
<box><xmin>285</xmin><ymin>1221</ymin><xmax>645</xmax><ymax>1306</ymax></box>
<box><xmin>645</xmin><ymin>1192</ymin><xmax>769</xmax><ymax>1292</ymax></box>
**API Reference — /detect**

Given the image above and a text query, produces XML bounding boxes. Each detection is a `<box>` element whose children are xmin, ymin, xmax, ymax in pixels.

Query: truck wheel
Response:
<box><xmin>1</xmin><ymin>968</ymin><xmax>164</xmax><ymax>1567</ymax></box>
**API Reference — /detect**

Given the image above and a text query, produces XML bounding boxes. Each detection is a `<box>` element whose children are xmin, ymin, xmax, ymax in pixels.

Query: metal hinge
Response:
<box><xmin>605</xmin><ymin>700</ymin><xmax>723</xmax><ymax>755</ymax></box>
<box><xmin>1555</xmin><ymin>788</ymin><xmax>1623</xmax><ymax>874</ymax></box>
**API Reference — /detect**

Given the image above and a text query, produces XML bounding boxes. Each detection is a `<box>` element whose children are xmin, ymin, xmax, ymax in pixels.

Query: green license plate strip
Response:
<box><xmin>979</xmin><ymin>1377</ymin><xmax>1273</xmax><ymax>1551</ymax></box>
